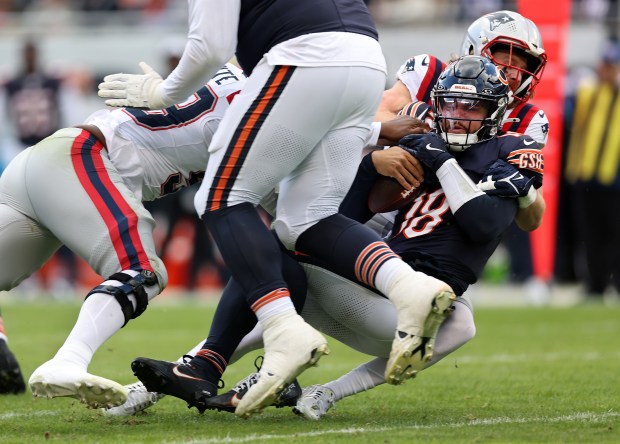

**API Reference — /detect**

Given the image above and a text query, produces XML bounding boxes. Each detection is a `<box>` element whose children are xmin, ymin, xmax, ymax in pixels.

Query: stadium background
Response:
<box><xmin>0</xmin><ymin>0</ymin><xmax>617</xmax><ymax>306</ymax></box>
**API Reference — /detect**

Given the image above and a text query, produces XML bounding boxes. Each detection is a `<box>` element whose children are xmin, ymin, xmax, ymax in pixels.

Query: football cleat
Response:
<box><xmin>0</xmin><ymin>340</ymin><xmax>26</xmax><ymax>395</ymax></box>
<box><xmin>29</xmin><ymin>360</ymin><xmax>127</xmax><ymax>408</ymax></box>
<box><xmin>235</xmin><ymin>311</ymin><xmax>329</xmax><ymax>419</ymax></box>
<box><xmin>131</xmin><ymin>357</ymin><xmax>216</xmax><ymax>413</ymax></box>
<box><xmin>204</xmin><ymin>371</ymin><xmax>301</xmax><ymax>413</ymax></box>
<box><xmin>293</xmin><ymin>385</ymin><xmax>336</xmax><ymax>420</ymax></box>
<box><xmin>385</xmin><ymin>271</ymin><xmax>456</xmax><ymax>385</ymax></box>
<box><xmin>103</xmin><ymin>381</ymin><xmax>165</xmax><ymax>416</ymax></box>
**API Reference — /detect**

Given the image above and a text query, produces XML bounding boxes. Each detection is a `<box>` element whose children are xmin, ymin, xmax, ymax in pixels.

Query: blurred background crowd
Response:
<box><xmin>0</xmin><ymin>0</ymin><xmax>619</xmax><ymax>305</ymax></box>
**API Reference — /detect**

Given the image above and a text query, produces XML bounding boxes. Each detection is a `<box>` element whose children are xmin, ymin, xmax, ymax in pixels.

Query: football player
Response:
<box><xmin>98</xmin><ymin>0</ymin><xmax>457</xmax><ymax>418</ymax></box>
<box><xmin>0</xmin><ymin>64</ymin><xmax>246</xmax><ymax>407</ymax></box>
<box><xmin>375</xmin><ymin>10</ymin><xmax>547</xmax><ymax>232</ymax></box>
<box><xmin>111</xmin><ymin>56</ymin><xmax>542</xmax><ymax>419</ymax></box>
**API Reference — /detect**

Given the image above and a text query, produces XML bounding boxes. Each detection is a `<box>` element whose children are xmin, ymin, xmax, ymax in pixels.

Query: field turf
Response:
<box><xmin>0</xmin><ymin>298</ymin><xmax>619</xmax><ymax>443</ymax></box>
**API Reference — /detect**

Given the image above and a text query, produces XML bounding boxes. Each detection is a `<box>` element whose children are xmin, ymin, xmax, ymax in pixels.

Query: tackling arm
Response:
<box><xmin>515</xmin><ymin>188</ymin><xmax>545</xmax><ymax>231</ymax></box>
<box><xmin>98</xmin><ymin>0</ymin><xmax>239</xmax><ymax>109</ymax></box>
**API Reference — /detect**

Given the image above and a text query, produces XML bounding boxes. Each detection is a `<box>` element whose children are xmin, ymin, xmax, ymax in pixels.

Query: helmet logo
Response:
<box><xmin>487</xmin><ymin>12</ymin><xmax>515</xmax><ymax>31</ymax></box>
<box><xmin>450</xmin><ymin>84</ymin><xmax>477</xmax><ymax>92</ymax></box>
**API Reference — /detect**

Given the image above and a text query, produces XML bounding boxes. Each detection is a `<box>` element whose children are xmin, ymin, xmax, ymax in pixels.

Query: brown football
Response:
<box><xmin>368</xmin><ymin>176</ymin><xmax>421</xmax><ymax>213</ymax></box>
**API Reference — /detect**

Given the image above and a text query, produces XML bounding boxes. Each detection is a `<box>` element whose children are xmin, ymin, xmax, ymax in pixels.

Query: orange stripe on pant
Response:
<box><xmin>210</xmin><ymin>66</ymin><xmax>293</xmax><ymax>211</ymax></box>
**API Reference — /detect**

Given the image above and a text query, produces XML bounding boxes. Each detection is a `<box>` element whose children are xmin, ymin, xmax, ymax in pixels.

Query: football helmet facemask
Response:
<box><xmin>431</xmin><ymin>55</ymin><xmax>510</xmax><ymax>151</ymax></box>
<box><xmin>460</xmin><ymin>10</ymin><xmax>547</xmax><ymax>104</ymax></box>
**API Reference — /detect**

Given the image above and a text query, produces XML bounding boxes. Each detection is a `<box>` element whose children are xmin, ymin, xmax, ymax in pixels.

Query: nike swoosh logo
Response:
<box><xmin>422</xmin><ymin>56</ymin><xmax>429</xmax><ymax>66</ymax></box>
<box><xmin>426</xmin><ymin>143</ymin><xmax>444</xmax><ymax>152</ymax></box>
<box><xmin>172</xmin><ymin>365</ymin><xmax>205</xmax><ymax>381</ymax></box>
<box><xmin>538</xmin><ymin>111</ymin><xmax>545</xmax><ymax>118</ymax></box>
<box><xmin>523</xmin><ymin>139</ymin><xmax>536</xmax><ymax>145</ymax></box>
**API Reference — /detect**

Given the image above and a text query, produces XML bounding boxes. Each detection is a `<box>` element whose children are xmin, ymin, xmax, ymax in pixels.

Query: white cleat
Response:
<box><xmin>29</xmin><ymin>361</ymin><xmax>128</xmax><ymax>409</ymax></box>
<box><xmin>385</xmin><ymin>271</ymin><xmax>456</xmax><ymax>385</ymax></box>
<box><xmin>103</xmin><ymin>381</ymin><xmax>164</xmax><ymax>416</ymax></box>
<box><xmin>293</xmin><ymin>384</ymin><xmax>336</xmax><ymax>420</ymax></box>
<box><xmin>235</xmin><ymin>312</ymin><xmax>329</xmax><ymax>419</ymax></box>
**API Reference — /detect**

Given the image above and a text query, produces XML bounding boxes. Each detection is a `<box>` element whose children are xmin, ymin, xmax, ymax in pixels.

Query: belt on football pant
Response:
<box><xmin>73</xmin><ymin>124</ymin><xmax>107</xmax><ymax>149</ymax></box>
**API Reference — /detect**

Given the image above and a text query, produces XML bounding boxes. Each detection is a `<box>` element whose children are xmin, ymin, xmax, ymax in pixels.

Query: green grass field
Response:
<box><xmin>1</xmin><ymin>298</ymin><xmax>619</xmax><ymax>443</ymax></box>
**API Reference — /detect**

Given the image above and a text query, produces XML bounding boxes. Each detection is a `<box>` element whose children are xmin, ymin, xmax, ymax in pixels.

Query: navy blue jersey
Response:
<box><xmin>342</xmin><ymin>133</ymin><xmax>543</xmax><ymax>295</ymax></box>
<box><xmin>237</xmin><ymin>0</ymin><xmax>378</xmax><ymax>74</ymax></box>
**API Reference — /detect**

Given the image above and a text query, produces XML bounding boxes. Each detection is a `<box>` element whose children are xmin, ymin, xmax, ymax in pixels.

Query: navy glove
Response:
<box><xmin>399</xmin><ymin>132</ymin><xmax>453</xmax><ymax>173</ymax></box>
<box><xmin>477</xmin><ymin>159</ymin><xmax>535</xmax><ymax>198</ymax></box>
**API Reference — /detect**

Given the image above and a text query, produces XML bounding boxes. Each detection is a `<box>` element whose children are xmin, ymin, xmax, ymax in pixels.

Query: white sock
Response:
<box><xmin>52</xmin><ymin>292</ymin><xmax>126</xmax><ymax>370</ymax></box>
<box><xmin>325</xmin><ymin>357</ymin><xmax>387</xmax><ymax>401</ymax></box>
<box><xmin>373</xmin><ymin>258</ymin><xmax>413</xmax><ymax>296</ymax></box>
<box><xmin>52</xmin><ymin>271</ymin><xmax>160</xmax><ymax>371</ymax></box>
<box><xmin>253</xmin><ymin>289</ymin><xmax>297</xmax><ymax>326</ymax></box>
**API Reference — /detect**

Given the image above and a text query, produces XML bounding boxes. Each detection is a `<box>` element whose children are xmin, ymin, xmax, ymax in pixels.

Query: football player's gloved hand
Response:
<box><xmin>98</xmin><ymin>62</ymin><xmax>166</xmax><ymax>109</ymax></box>
<box><xmin>478</xmin><ymin>159</ymin><xmax>538</xmax><ymax>207</ymax></box>
<box><xmin>399</xmin><ymin>132</ymin><xmax>453</xmax><ymax>173</ymax></box>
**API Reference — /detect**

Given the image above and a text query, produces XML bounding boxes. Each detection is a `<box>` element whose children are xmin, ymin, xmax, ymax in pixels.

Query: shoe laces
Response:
<box><xmin>232</xmin><ymin>372</ymin><xmax>259</xmax><ymax>395</ymax></box>
<box><xmin>303</xmin><ymin>385</ymin><xmax>335</xmax><ymax>408</ymax></box>
<box><xmin>125</xmin><ymin>382</ymin><xmax>147</xmax><ymax>393</ymax></box>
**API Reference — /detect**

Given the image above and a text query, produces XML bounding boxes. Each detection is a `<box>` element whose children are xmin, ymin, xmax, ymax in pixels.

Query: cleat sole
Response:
<box><xmin>385</xmin><ymin>290</ymin><xmax>456</xmax><ymax>385</ymax></box>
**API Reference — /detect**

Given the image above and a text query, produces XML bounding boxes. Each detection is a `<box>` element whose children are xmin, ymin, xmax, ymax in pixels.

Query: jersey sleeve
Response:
<box><xmin>501</xmin><ymin>103</ymin><xmax>549</xmax><ymax>147</ymax></box>
<box><xmin>504</xmin><ymin>136</ymin><xmax>544</xmax><ymax>189</ymax></box>
<box><xmin>161</xmin><ymin>0</ymin><xmax>240</xmax><ymax>106</ymax></box>
<box><xmin>395</xmin><ymin>54</ymin><xmax>446</xmax><ymax>105</ymax></box>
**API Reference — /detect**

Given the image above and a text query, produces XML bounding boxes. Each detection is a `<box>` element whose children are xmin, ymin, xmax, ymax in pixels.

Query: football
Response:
<box><xmin>368</xmin><ymin>176</ymin><xmax>421</xmax><ymax>213</ymax></box>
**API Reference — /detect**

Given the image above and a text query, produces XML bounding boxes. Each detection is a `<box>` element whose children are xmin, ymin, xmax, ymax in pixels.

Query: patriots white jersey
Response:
<box><xmin>500</xmin><ymin>102</ymin><xmax>549</xmax><ymax>147</ymax></box>
<box><xmin>85</xmin><ymin>63</ymin><xmax>246</xmax><ymax>201</ymax></box>
<box><xmin>396</xmin><ymin>54</ymin><xmax>447</xmax><ymax>105</ymax></box>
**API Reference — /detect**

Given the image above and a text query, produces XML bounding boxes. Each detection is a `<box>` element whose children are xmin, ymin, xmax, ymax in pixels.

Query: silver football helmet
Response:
<box><xmin>460</xmin><ymin>10</ymin><xmax>546</xmax><ymax>104</ymax></box>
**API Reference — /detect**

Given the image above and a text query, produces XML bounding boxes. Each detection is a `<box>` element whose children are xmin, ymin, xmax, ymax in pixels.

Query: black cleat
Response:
<box><xmin>0</xmin><ymin>340</ymin><xmax>26</xmax><ymax>395</ymax></box>
<box><xmin>131</xmin><ymin>357</ymin><xmax>216</xmax><ymax>413</ymax></box>
<box><xmin>204</xmin><ymin>372</ymin><xmax>301</xmax><ymax>413</ymax></box>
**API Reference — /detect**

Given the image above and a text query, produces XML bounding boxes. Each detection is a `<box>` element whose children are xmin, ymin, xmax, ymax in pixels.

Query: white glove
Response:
<box><xmin>98</xmin><ymin>62</ymin><xmax>166</xmax><ymax>109</ymax></box>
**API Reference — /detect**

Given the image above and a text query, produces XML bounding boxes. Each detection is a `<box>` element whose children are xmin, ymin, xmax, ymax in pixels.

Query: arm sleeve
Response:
<box><xmin>160</xmin><ymin>0</ymin><xmax>240</xmax><ymax>106</ymax></box>
<box><xmin>453</xmin><ymin>194</ymin><xmax>518</xmax><ymax>243</ymax></box>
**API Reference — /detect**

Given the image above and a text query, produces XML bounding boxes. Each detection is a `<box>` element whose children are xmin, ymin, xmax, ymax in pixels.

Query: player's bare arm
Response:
<box><xmin>375</xmin><ymin>80</ymin><xmax>412</xmax><ymax>121</ymax></box>
<box><xmin>376</xmin><ymin>115</ymin><xmax>430</xmax><ymax>146</ymax></box>
<box><xmin>515</xmin><ymin>188</ymin><xmax>545</xmax><ymax>231</ymax></box>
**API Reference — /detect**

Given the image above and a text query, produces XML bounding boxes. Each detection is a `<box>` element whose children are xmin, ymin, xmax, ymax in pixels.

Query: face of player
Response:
<box><xmin>439</xmin><ymin>97</ymin><xmax>489</xmax><ymax>135</ymax></box>
<box><xmin>491</xmin><ymin>48</ymin><xmax>529</xmax><ymax>95</ymax></box>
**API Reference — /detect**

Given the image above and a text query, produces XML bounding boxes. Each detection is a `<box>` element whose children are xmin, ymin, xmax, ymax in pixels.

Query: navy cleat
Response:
<box><xmin>131</xmin><ymin>357</ymin><xmax>216</xmax><ymax>413</ymax></box>
<box><xmin>0</xmin><ymin>340</ymin><xmax>26</xmax><ymax>395</ymax></box>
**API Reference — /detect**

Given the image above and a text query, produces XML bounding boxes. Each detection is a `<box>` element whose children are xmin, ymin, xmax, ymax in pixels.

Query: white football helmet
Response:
<box><xmin>460</xmin><ymin>10</ymin><xmax>546</xmax><ymax>104</ymax></box>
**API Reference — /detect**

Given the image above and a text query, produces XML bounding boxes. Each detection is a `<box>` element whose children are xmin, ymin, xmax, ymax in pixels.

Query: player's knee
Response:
<box><xmin>85</xmin><ymin>269</ymin><xmax>160</xmax><ymax>327</ymax></box>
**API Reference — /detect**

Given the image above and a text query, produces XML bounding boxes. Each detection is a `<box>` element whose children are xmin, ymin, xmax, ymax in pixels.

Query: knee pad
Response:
<box><xmin>86</xmin><ymin>269</ymin><xmax>158</xmax><ymax>327</ymax></box>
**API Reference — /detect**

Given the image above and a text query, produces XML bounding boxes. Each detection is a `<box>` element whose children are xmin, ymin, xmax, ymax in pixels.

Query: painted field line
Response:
<box><xmin>0</xmin><ymin>410</ymin><xmax>58</xmax><ymax>420</ymax></box>
<box><xmin>175</xmin><ymin>410</ymin><xmax>619</xmax><ymax>444</ymax></box>
<box><xmin>454</xmin><ymin>350</ymin><xmax>620</xmax><ymax>365</ymax></box>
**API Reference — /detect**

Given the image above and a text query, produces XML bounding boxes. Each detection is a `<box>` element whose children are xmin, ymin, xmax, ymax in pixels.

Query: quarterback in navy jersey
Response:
<box><xmin>343</xmin><ymin>55</ymin><xmax>543</xmax><ymax>297</ymax></box>
<box><xmin>378</xmin><ymin>131</ymin><xmax>542</xmax><ymax>296</ymax></box>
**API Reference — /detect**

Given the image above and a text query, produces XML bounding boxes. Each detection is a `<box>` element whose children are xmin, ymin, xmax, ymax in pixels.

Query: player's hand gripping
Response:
<box><xmin>477</xmin><ymin>159</ymin><xmax>535</xmax><ymax>199</ymax></box>
<box><xmin>98</xmin><ymin>62</ymin><xmax>165</xmax><ymax>109</ymax></box>
<box><xmin>399</xmin><ymin>132</ymin><xmax>453</xmax><ymax>173</ymax></box>
<box><xmin>371</xmin><ymin>147</ymin><xmax>424</xmax><ymax>191</ymax></box>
